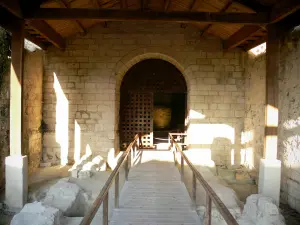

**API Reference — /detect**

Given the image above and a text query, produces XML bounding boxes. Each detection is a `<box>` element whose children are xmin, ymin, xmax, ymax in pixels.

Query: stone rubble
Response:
<box><xmin>10</xmin><ymin>179</ymin><xmax>91</xmax><ymax>225</ymax></box>
<box><xmin>10</xmin><ymin>202</ymin><xmax>62</xmax><ymax>225</ymax></box>
<box><xmin>197</xmin><ymin>194</ymin><xmax>285</xmax><ymax>225</ymax></box>
<box><xmin>237</xmin><ymin>194</ymin><xmax>286</xmax><ymax>225</ymax></box>
<box><xmin>69</xmin><ymin>154</ymin><xmax>107</xmax><ymax>179</ymax></box>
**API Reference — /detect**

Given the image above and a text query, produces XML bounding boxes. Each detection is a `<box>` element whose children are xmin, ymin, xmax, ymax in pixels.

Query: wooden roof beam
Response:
<box><xmin>24</xmin><ymin>9</ymin><xmax>269</xmax><ymax>25</ymax></box>
<box><xmin>0</xmin><ymin>0</ymin><xmax>22</xmax><ymax>18</ymax></box>
<box><xmin>26</xmin><ymin>20</ymin><xmax>66</xmax><ymax>49</ymax></box>
<box><xmin>55</xmin><ymin>0</ymin><xmax>86</xmax><ymax>35</ymax></box>
<box><xmin>223</xmin><ymin>25</ymin><xmax>262</xmax><ymax>49</ymax></box>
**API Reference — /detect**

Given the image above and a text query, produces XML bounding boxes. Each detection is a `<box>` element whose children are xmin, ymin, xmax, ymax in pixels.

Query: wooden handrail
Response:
<box><xmin>79</xmin><ymin>134</ymin><xmax>139</xmax><ymax>225</ymax></box>
<box><xmin>169</xmin><ymin>133</ymin><xmax>239</xmax><ymax>225</ymax></box>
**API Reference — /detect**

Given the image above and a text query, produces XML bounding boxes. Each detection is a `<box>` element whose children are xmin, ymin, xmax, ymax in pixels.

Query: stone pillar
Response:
<box><xmin>5</xmin><ymin>19</ymin><xmax>28</xmax><ymax>210</ymax></box>
<box><xmin>258</xmin><ymin>24</ymin><xmax>281</xmax><ymax>206</ymax></box>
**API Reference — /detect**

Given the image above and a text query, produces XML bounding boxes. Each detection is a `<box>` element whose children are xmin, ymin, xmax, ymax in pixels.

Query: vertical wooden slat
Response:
<box><xmin>115</xmin><ymin>172</ymin><xmax>119</xmax><ymax>208</ymax></box>
<box><xmin>125</xmin><ymin>157</ymin><xmax>129</xmax><ymax>181</ymax></box>
<box><xmin>181</xmin><ymin>155</ymin><xmax>184</xmax><ymax>182</ymax></box>
<box><xmin>206</xmin><ymin>194</ymin><xmax>212</xmax><ymax>225</ymax></box>
<box><xmin>103</xmin><ymin>194</ymin><xmax>108</xmax><ymax>225</ymax></box>
<box><xmin>192</xmin><ymin>172</ymin><xmax>197</xmax><ymax>209</ymax></box>
<box><xmin>10</xmin><ymin>19</ymin><xmax>24</xmax><ymax>156</ymax></box>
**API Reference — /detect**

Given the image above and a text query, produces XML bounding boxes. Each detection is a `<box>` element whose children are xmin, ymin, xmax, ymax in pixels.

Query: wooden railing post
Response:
<box><xmin>181</xmin><ymin>154</ymin><xmax>184</xmax><ymax>182</ymax></box>
<box><xmin>192</xmin><ymin>172</ymin><xmax>196</xmax><ymax>209</ymax></box>
<box><xmin>115</xmin><ymin>172</ymin><xmax>119</xmax><ymax>208</ymax></box>
<box><xmin>205</xmin><ymin>194</ymin><xmax>212</xmax><ymax>225</ymax></box>
<box><xmin>103</xmin><ymin>194</ymin><xmax>108</xmax><ymax>225</ymax></box>
<box><xmin>125</xmin><ymin>156</ymin><xmax>129</xmax><ymax>181</ymax></box>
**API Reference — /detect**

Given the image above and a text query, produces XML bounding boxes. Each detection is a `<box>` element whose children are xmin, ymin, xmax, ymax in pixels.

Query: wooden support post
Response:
<box><xmin>264</xmin><ymin>24</ymin><xmax>280</xmax><ymax>160</ymax></box>
<box><xmin>115</xmin><ymin>172</ymin><xmax>119</xmax><ymax>208</ymax></box>
<box><xmin>258</xmin><ymin>23</ymin><xmax>281</xmax><ymax>206</ymax></box>
<box><xmin>103</xmin><ymin>194</ymin><xmax>108</xmax><ymax>225</ymax></box>
<box><xmin>205</xmin><ymin>194</ymin><xmax>212</xmax><ymax>225</ymax></box>
<box><xmin>192</xmin><ymin>172</ymin><xmax>196</xmax><ymax>209</ymax></box>
<box><xmin>10</xmin><ymin>19</ymin><xmax>24</xmax><ymax>156</ymax></box>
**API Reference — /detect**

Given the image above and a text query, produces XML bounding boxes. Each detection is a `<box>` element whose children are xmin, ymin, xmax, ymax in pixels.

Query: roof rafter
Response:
<box><xmin>224</xmin><ymin>0</ymin><xmax>300</xmax><ymax>50</ymax></box>
<box><xmin>24</xmin><ymin>8</ymin><xmax>269</xmax><ymax>25</ymax></box>
<box><xmin>189</xmin><ymin>0</ymin><xmax>197</xmax><ymax>11</ymax></box>
<box><xmin>201</xmin><ymin>0</ymin><xmax>233</xmax><ymax>36</ymax></box>
<box><xmin>55</xmin><ymin>0</ymin><xmax>86</xmax><ymax>35</ymax></box>
<box><xmin>120</xmin><ymin>0</ymin><xmax>127</xmax><ymax>9</ymax></box>
<box><xmin>270</xmin><ymin>0</ymin><xmax>300</xmax><ymax>23</ymax></box>
<box><xmin>164</xmin><ymin>0</ymin><xmax>171</xmax><ymax>11</ymax></box>
<box><xmin>27</xmin><ymin>20</ymin><xmax>66</xmax><ymax>49</ymax></box>
<box><xmin>224</xmin><ymin>25</ymin><xmax>262</xmax><ymax>49</ymax></box>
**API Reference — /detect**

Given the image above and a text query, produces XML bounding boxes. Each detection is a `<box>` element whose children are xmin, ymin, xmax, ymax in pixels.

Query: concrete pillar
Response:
<box><xmin>5</xmin><ymin>19</ymin><xmax>27</xmax><ymax>210</ymax></box>
<box><xmin>258</xmin><ymin>24</ymin><xmax>281</xmax><ymax>206</ymax></box>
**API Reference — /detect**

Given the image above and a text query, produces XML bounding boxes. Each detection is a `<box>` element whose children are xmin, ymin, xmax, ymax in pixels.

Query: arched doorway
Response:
<box><xmin>119</xmin><ymin>59</ymin><xmax>187</xmax><ymax>149</ymax></box>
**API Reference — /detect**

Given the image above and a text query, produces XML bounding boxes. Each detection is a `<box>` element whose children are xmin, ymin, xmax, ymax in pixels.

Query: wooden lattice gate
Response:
<box><xmin>120</xmin><ymin>92</ymin><xmax>153</xmax><ymax>148</ymax></box>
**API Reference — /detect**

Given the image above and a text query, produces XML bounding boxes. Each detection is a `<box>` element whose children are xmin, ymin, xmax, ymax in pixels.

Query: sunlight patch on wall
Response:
<box><xmin>283</xmin><ymin>118</ymin><xmax>300</xmax><ymax>130</ymax></box>
<box><xmin>189</xmin><ymin>109</ymin><xmax>206</xmax><ymax>119</ymax></box>
<box><xmin>187</xmin><ymin>124</ymin><xmax>235</xmax><ymax>145</ymax></box>
<box><xmin>249</xmin><ymin>42</ymin><xmax>266</xmax><ymax>57</ymax></box>
<box><xmin>240</xmin><ymin>147</ymin><xmax>254</xmax><ymax>169</ymax></box>
<box><xmin>54</xmin><ymin>72</ymin><xmax>69</xmax><ymax>165</ymax></box>
<box><xmin>283</xmin><ymin>135</ymin><xmax>300</xmax><ymax>169</ymax></box>
<box><xmin>241</xmin><ymin>130</ymin><xmax>254</xmax><ymax>144</ymax></box>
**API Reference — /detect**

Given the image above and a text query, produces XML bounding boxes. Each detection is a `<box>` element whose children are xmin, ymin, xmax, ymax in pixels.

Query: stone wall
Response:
<box><xmin>278</xmin><ymin>28</ymin><xmax>300</xmax><ymax>212</ymax></box>
<box><xmin>23</xmin><ymin>50</ymin><xmax>44</xmax><ymax>174</ymax></box>
<box><xmin>0</xmin><ymin>71</ymin><xmax>9</xmax><ymax>189</ymax></box>
<box><xmin>42</xmin><ymin>22</ymin><xmax>245</xmax><ymax>167</ymax></box>
<box><xmin>243</xmin><ymin>53</ymin><xmax>266</xmax><ymax>170</ymax></box>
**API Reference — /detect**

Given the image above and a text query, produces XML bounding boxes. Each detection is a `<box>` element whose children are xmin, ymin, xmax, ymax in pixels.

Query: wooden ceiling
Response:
<box><xmin>0</xmin><ymin>0</ymin><xmax>299</xmax><ymax>51</ymax></box>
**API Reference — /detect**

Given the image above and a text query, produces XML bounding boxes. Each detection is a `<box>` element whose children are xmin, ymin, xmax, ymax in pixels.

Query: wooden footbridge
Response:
<box><xmin>79</xmin><ymin>134</ymin><xmax>239</xmax><ymax>225</ymax></box>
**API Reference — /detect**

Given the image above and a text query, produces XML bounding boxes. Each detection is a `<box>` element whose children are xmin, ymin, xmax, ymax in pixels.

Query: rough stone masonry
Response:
<box><xmin>42</xmin><ymin>22</ymin><xmax>246</xmax><ymax>167</ymax></box>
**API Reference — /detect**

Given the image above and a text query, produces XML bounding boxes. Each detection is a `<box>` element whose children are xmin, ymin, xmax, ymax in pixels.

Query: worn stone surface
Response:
<box><xmin>10</xmin><ymin>202</ymin><xmax>62</xmax><ymax>225</ymax></box>
<box><xmin>43</xmin><ymin>178</ymin><xmax>89</xmax><ymax>216</ymax></box>
<box><xmin>243</xmin><ymin>53</ymin><xmax>266</xmax><ymax>171</ymax></box>
<box><xmin>23</xmin><ymin>50</ymin><xmax>44</xmax><ymax>175</ymax></box>
<box><xmin>278</xmin><ymin>29</ymin><xmax>300</xmax><ymax>213</ymax></box>
<box><xmin>0</xmin><ymin>71</ymin><xmax>9</xmax><ymax>190</ymax></box>
<box><xmin>42</xmin><ymin>22</ymin><xmax>245</xmax><ymax>167</ymax></box>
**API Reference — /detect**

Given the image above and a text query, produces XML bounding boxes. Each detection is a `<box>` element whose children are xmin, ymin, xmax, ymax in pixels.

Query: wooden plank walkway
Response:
<box><xmin>109</xmin><ymin>150</ymin><xmax>201</xmax><ymax>225</ymax></box>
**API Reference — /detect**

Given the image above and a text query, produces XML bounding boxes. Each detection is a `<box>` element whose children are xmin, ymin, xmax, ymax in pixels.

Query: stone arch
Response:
<box><xmin>114</xmin><ymin>48</ymin><xmax>191</xmax><ymax>93</ymax></box>
<box><xmin>114</xmin><ymin>49</ymin><xmax>191</xmax><ymax>151</ymax></box>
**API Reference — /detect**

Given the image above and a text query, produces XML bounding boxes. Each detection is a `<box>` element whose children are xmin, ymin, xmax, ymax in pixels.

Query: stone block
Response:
<box><xmin>10</xmin><ymin>202</ymin><xmax>62</xmax><ymax>225</ymax></box>
<box><xmin>43</xmin><ymin>179</ymin><xmax>86</xmax><ymax>216</ymax></box>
